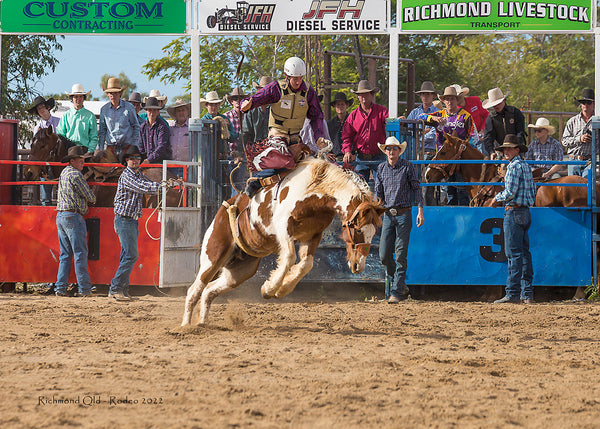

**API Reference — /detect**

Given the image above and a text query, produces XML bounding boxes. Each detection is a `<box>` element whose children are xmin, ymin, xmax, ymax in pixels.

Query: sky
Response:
<box><xmin>36</xmin><ymin>35</ymin><xmax>188</xmax><ymax>102</ymax></box>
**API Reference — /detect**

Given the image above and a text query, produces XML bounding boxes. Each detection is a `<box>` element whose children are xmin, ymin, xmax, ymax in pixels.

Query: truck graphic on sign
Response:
<box><xmin>206</xmin><ymin>1</ymin><xmax>250</xmax><ymax>28</ymax></box>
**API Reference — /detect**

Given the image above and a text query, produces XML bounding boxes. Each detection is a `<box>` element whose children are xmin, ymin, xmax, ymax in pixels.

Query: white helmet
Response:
<box><xmin>284</xmin><ymin>57</ymin><xmax>306</xmax><ymax>77</ymax></box>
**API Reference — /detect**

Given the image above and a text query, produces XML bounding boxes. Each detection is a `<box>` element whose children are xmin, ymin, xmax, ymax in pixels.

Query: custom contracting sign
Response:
<box><xmin>400</xmin><ymin>0</ymin><xmax>593</xmax><ymax>33</ymax></box>
<box><xmin>0</xmin><ymin>0</ymin><xmax>186</xmax><ymax>34</ymax></box>
<box><xmin>198</xmin><ymin>0</ymin><xmax>388</xmax><ymax>34</ymax></box>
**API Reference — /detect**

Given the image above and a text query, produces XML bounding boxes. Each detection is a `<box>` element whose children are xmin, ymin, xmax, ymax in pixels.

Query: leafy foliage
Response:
<box><xmin>0</xmin><ymin>35</ymin><xmax>63</xmax><ymax>145</ymax></box>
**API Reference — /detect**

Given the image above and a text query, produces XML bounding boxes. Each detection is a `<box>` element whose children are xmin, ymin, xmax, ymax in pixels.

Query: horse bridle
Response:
<box><xmin>428</xmin><ymin>143</ymin><xmax>467</xmax><ymax>179</ymax></box>
<box><xmin>31</xmin><ymin>132</ymin><xmax>60</xmax><ymax>176</ymax></box>
<box><xmin>344</xmin><ymin>202</ymin><xmax>372</xmax><ymax>257</ymax></box>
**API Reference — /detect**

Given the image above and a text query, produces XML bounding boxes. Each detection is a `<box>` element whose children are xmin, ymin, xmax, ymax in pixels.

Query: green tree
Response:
<box><xmin>99</xmin><ymin>72</ymin><xmax>137</xmax><ymax>100</ymax></box>
<box><xmin>0</xmin><ymin>35</ymin><xmax>63</xmax><ymax>145</ymax></box>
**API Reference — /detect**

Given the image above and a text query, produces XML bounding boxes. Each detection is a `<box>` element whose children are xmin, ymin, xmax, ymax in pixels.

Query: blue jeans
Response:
<box><xmin>55</xmin><ymin>211</ymin><xmax>93</xmax><ymax>294</ymax></box>
<box><xmin>379</xmin><ymin>210</ymin><xmax>412</xmax><ymax>299</ymax></box>
<box><xmin>447</xmin><ymin>172</ymin><xmax>470</xmax><ymax>206</ymax></box>
<box><xmin>110</xmin><ymin>215</ymin><xmax>139</xmax><ymax>295</ymax></box>
<box><xmin>354</xmin><ymin>153</ymin><xmax>385</xmax><ymax>183</ymax></box>
<box><xmin>41</xmin><ymin>169</ymin><xmax>55</xmax><ymax>205</ymax></box>
<box><xmin>568</xmin><ymin>163</ymin><xmax>591</xmax><ymax>177</ymax></box>
<box><xmin>503</xmin><ymin>207</ymin><xmax>533</xmax><ymax>300</ymax></box>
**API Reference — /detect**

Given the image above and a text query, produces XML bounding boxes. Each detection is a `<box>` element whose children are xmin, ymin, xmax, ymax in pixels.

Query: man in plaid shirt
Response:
<box><xmin>109</xmin><ymin>146</ymin><xmax>180</xmax><ymax>301</ymax></box>
<box><xmin>55</xmin><ymin>146</ymin><xmax>96</xmax><ymax>297</ymax></box>
<box><xmin>492</xmin><ymin>134</ymin><xmax>536</xmax><ymax>304</ymax></box>
<box><xmin>525</xmin><ymin>117</ymin><xmax>564</xmax><ymax>178</ymax></box>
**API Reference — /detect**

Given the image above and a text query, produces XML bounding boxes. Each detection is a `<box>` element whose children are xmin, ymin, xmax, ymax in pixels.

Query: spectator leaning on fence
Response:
<box><xmin>561</xmin><ymin>88</ymin><xmax>595</xmax><ymax>177</ymax></box>
<box><xmin>482</xmin><ymin>87</ymin><xmax>527</xmax><ymax>157</ymax></box>
<box><xmin>57</xmin><ymin>84</ymin><xmax>98</xmax><ymax>153</ymax></box>
<box><xmin>342</xmin><ymin>80</ymin><xmax>389</xmax><ymax>182</ymax></box>
<box><xmin>98</xmin><ymin>77</ymin><xmax>139</xmax><ymax>157</ymax></box>
<box><xmin>525</xmin><ymin>117</ymin><xmax>564</xmax><ymax>179</ymax></box>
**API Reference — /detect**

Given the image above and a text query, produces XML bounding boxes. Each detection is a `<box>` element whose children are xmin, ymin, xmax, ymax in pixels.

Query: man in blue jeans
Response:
<box><xmin>109</xmin><ymin>145</ymin><xmax>180</xmax><ymax>301</ymax></box>
<box><xmin>492</xmin><ymin>134</ymin><xmax>536</xmax><ymax>304</ymax></box>
<box><xmin>375</xmin><ymin>136</ymin><xmax>425</xmax><ymax>303</ymax></box>
<box><xmin>55</xmin><ymin>146</ymin><xmax>96</xmax><ymax>296</ymax></box>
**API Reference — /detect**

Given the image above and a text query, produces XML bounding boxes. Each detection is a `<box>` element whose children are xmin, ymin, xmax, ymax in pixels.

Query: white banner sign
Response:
<box><xmin>197</xmin><ymin>0</ymin><xmax>388</xmax><ymax>35</ymax></box>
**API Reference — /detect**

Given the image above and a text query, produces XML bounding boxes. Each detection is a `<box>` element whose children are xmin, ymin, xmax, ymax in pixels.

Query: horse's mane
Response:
<box><xmin>304</xmin><ymin>158</ymin><xmax>372</xmax><ymax>199</ymax></box>
<box><xmin>57</xmin><ymin>134</ymin><xmax>78</xmax><ymax>150</ymax></box>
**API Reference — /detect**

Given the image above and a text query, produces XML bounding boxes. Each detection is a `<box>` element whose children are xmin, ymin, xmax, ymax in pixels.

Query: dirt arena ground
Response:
<box><xmin>2</xmin><ymin>283</ymin><xmax>600</xmax><ymax>428</ymax></box>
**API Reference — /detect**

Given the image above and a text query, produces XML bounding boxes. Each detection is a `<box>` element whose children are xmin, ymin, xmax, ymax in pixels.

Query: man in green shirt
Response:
<box><xmin>57</xmin><ymin>84</ymin><xmax>98</xmax><ymax>152</ymax></box>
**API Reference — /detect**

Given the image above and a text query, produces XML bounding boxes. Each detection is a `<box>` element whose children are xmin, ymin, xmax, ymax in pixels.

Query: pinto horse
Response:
<box><xmin>181</xmin><ymin>158</ymin><xmax>386</xmax><ymax>326</ymax></box>
<box><xmin>425</xmin><ymin>133</ymin><xmax>503</xmax><ymax>206</ymax></box>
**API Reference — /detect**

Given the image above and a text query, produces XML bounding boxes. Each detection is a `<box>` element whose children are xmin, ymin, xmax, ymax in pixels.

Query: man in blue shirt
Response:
<box><xmin>492</xmin><ymin>134</ymin><xmax>536</xmax><ymax>304</ymax></box>
<box><xmin>375</xmin><ymin>136</ymin><xmax>424</xmax><ymax>303</ymax></box>
<box><xmin>406</xmin><ymin>81</ymin><xmax>439</xmax><ymax>205</ymax></box>
<box><xmin>98</xmin><ymin>77</ymin><xmax>139</xmax><ymax>158</ymax></box>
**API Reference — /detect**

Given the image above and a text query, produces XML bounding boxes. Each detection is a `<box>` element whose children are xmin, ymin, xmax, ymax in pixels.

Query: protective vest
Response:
<box><xmin>268</xmin><ymin>79</ymin><xmax>308</xmax><ymax>135</ymax></box>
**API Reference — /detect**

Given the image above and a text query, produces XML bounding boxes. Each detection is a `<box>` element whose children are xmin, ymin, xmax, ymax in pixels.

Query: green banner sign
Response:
<box><xmin>0</xmin><ymin>0</ymin><xmax>186</xmax><ymax>34</ymax></box>
<box><xmin>400</xmin><ymin>0</ymin><xmax>593</xmax><ymax>32</ymax></box>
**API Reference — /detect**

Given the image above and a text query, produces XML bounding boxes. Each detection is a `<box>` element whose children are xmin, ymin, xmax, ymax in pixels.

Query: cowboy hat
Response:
<box><xmin>200</xmin><ymin>91</ymin><xmax>223</xmax><ymax>109</ymax></box>
<box><xmin>102</xmin><ymin>77</ymin><xmax>126</xmax><ymax>93</ymax></box>
<box><xmin>351</xmin><ymin>80</ymin><xmax>378</xmax><ymax>94</ymax></box>
<box><xmin>65</xmin><ymin>83</ymin><xmax>91</xmax><ymax>97</ymax></box>
<box><xmin>433</xmin><ymin>100</ymin><xmax>444</xmax><ymax>110</ymax></box>
<box><xmin>449</xmin><ymin>84</ymin><xmax>470</xmax><ymax>96</ymax></box>
<box><xmin>225</xmin><ymin>87</ymin><xmax>247</xmax><ymax>104</ymax></box>
<box><xmin>575</xmin><ymin>88</ymin><xmax>595</xmax><ymax>104</ymax></box>
<box><xmin>494</xmin><ymin>134</ymin><xmax>528</xmax><ymax>154</ymax></box>
<box><xmin>330</xmin><ymin>92</ymin><xmax>354</xmax><ymax>107</ymax></box>
<box><xmin>527</xmin><ymin>117</ymin><xmax>556</xmax><ymax>135</ymax></box>
<box><xmin>128</xmin><ymin>92</ymin><xmax>142</xmax><ymax>104</ymax></box>
<box><xmin>118</xmin><ymin>145</ymin><xmax>142</xmax><ymax>166</ymax></box>
<box><xmin>143</xmin><ymin>97</ymin><xmax>161</xmax><ymax>110</ymax></box>
<box><xmin>415</xmin><ymin>81</ymin><xmax>437</xmax><ymax>94</ymax></box>
<box><xmin>439</xmin><ymin>86</ymin><xmax>459</xmax><ymax>101</ymax></box>
<box><xmin>143</xmin><ymin>89</ymin><xmax>168</xmax><ymax>104</ymax></box>
<box><xmin>166</xmin><ymin>98</ymin><xmax>191</xmax><ymax>118</ymax></box>
<box><xmin>61</xmin><ymin>145</ymin><xmax>92</xmax><ymax>163</ymax></box>
<box><xmin>252</xmin><ymin>76</ymin><xmax>273</xmax><ymax>89</ymax></box>
<box><xmin>378</xmin><ymin>136</ymin><xmax>407</xmax><ymax>155</ymax></box>
<box><xmin>28</xmin><ymin>96</ymin><xmax>55</xmax><ymax>115</ymax></box>
<box><xmin>482</xmin><ymin>87</ymin><xmax>510</xmax><ymax>109</ymax></box>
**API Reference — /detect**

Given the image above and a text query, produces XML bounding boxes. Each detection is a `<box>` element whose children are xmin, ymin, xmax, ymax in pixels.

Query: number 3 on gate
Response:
<box><xmin>479</xmin><ymin>218</ymin><xmax>507</xmax><ymax>262</ymax></box>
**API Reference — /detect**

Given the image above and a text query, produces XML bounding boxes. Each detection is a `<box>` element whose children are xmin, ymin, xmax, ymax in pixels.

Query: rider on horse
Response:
<box><xmin>241</xmin><ymin>57</ymin><xmax>328</xmax><ymax>197</ymax></box>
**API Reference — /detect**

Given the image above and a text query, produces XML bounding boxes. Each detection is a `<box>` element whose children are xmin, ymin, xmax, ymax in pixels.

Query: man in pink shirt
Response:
<box><xmin>342</xmin><ymin>80</ymin><xmax>389</xmax><ymax>182</ymax></box>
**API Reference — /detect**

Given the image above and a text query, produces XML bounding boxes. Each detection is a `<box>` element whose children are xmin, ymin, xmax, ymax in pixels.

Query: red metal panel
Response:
<box><xmin>0</xmin><ymin>205</ymin><xmax>162</xmax><ymax>286</ymax></box>
<box><xmin>0</xmin><ymin>120</ymin><xmax>18</xmax><ymax>205</ymax></box>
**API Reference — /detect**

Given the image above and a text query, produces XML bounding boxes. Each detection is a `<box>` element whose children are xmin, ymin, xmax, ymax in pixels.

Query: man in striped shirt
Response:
<box><xmin>109</xmin><ymin>146</ymin><xmax>179</xmax><ymax>302</ymax></box>
<box><xmin>492</xmin><ymin>134</ymin><xmax>536</xmax><ymax>304</ymax></box>
<box><xmin>375</xmin><ymin>137</ymin><xmax>424</xmax><ymax>303</ymax></box>
<box><xmin>55</xmin><ymin>146</ymin><xmax>97</xmax><ymax>297</ymax></box>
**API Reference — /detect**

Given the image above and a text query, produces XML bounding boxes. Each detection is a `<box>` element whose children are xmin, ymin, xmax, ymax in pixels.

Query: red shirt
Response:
<box><xmin>341</xmin><ymin>102</ymin><xmax>389</xmax><ymax>155</ymax></box>
<box><xmin>462</xmin><ymin>96</ymin><xmax>488</xmax><ymax>133</ymax></box>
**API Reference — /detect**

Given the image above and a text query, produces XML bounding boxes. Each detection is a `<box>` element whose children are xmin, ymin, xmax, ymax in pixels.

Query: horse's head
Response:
<box><xmin>342</xmin><ymin>199</ymin><xmax>385</xmax><ymax>273</ymax></box>
<box><xmin>24</xmin><ymin>127</ymin><xmax>60</xmax><ymax>180</ymax></box>
<box><xmin>425</xmin><ymin>132</ymin><xmax>469</xmax><ymax>183</ymax></box>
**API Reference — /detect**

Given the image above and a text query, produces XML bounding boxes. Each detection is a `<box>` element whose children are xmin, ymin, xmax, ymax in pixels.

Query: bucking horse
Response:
<box><xmin>181</xmin><ymin>157</ymin><xmax>385</xmax><ymax>325</ymax></box>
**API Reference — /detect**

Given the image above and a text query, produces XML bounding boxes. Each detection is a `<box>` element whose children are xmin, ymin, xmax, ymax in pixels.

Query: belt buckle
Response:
<box><xmin>389</xmin><ymin>208</ymin><xmax>397</xmax><ymax>216</ymax></box>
